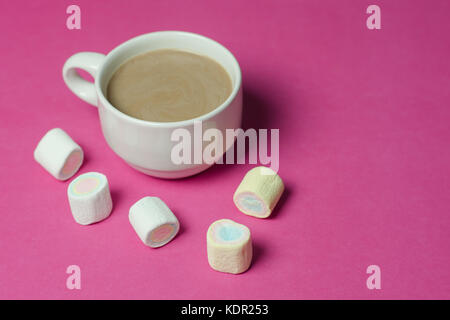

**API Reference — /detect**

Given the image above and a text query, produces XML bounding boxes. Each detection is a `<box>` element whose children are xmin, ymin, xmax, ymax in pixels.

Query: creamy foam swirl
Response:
<box><xmin>107</xmin><ymin>49</ymin><xmax>232</xmax><ymax>122</ymax></box>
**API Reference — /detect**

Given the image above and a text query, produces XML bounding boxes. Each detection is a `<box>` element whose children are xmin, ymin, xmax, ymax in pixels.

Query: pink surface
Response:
<box><xmin>1</xmin><ymin>0</ymin><xmax>449</xmax><ymax>299</ymax></box>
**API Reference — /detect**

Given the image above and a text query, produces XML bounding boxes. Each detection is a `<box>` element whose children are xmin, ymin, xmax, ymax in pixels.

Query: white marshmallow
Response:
<box><xmin>34</xmin><ymin>128</ymin><xmax>84</xmax><ymax>180</ymax></box>
<box><xmin>233</xmin><ymin>166</ymin><xmax>285</xmax><ymax>218</ymax></box>
<box><xmin>207</xmin><ymin>219</ymin><xmax>252</xmax><ymax>274</ymax></box>
<box><xmin>67</xmin><ymin>172</ymin><xmax>113</xmax><ymax>225</ymax></box>
<box><xmin>129</xmin><ymin>197</ymin><xmax>179</xmax><ymax>248</ymax></box>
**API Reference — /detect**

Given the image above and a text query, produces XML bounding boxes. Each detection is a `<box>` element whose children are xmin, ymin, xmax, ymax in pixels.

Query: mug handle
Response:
<box><xmin>62</xmin><ymin>52</ymin><xmax>106</xmax><ymax>107</ymax></box>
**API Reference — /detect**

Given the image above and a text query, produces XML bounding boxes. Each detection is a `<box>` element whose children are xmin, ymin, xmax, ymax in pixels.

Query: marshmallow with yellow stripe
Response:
<box><xmin>34</xmin><ymin>128</ymin><xmax>84</xmax><ymax>180</ymax></box>
<box><xmin>233</xmin><ymin>166</ymin><xmax>285</xmax><ymax>218</ymax></box>
<box><xmin>207</xmin><ymin>219</ymin><xmax>252</xmax><ymax>274</ymax></box>
<box><xmin>129</xmin><ymin>197</ymin><xmax>180</xmax><ymax>248</ymax></box>
<box><xmin>67</xmin><ymin>172</ymin><xmax>113</xmax><ymax>225</ymax></box>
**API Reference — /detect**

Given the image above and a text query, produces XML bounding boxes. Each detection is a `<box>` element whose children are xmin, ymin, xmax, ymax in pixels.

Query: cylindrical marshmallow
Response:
<box><xmin>129</xmin><ymin>197</ymin><xmax>179</xmax><ymax>248</ymax></box>
<box><xmin>67</xmin><ymin>172</ymin><xmax>113</xmax><ymax>225</ymax></box>
<box><xmin>233</xmin><ymin>166</ymin><xmax>284</xmax><ymax>218</ymax></box>
<box><xmin>207</xmin><ymin>219</ymin><xmax>252</xmax><ymax>274</ymax></box>
<box><xmin>34</xmin><ymin>128</ymin><xmax>84</xmax><ymax>180</ymax></box>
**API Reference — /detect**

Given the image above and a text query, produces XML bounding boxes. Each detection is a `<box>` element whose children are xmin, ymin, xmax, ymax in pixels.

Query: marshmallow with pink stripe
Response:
<box><xmin>34</xmin><ymin>128</ymin><xmax>83</xmax><ymax>180</ymax></box>
<box><xmin>67</xmin><ymin>172</ymin><xmax>113</xmax><ymax>225</ymax></box>
<box><xmin>129</xmin><ymin>197</ymin><xmax>179</xmax><ymax>248</ymax></box>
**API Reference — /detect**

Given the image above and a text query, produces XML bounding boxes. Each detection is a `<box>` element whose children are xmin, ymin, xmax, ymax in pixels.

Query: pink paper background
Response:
<box><xmin>1</xmin><ymin>0</ymin><xmax>449</xmax><ymax>299</ymax></box>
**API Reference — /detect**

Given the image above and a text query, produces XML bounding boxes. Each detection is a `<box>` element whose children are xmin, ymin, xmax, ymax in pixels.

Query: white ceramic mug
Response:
<box><xmin>63</xmin><ymin>31</ymin><xmax>242</xmax><ymax>178</ymax></box>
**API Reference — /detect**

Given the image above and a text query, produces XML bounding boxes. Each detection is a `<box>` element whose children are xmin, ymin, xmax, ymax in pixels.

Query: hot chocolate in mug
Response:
<box><xmin>63</xmin><ymin>31</ymin><xmax>242</xmax><ymax>179</ymax></box>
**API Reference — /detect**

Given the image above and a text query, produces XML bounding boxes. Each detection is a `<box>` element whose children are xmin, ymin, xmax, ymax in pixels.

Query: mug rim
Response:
<box><xmin>95</xmin><ymin>31</ymin><xmax>242</xmax><ymax>128</ymax></box>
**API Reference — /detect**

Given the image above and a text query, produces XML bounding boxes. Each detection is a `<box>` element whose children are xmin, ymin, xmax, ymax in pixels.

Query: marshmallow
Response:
<box><xmin>207</xmin><ymin>219</ymin><xmax>252</xmax><ymax>274</ymax></box>
<box><xmin>34</xmin><ymin>128</ymin><xmax>84</xmax><ymax>180</ymax></box>
<box><xmin>129</xmin><ymin>197</ymin><xmax>179</xmax><ymax>248</ymax></box>
<box><xmin>233</xmin><ymin>166</ymin><xmax>284</xmax><ymax>218</ymax></box>
<box><xmin>67</xmin><ymin>172</ymin><xmax>113</xmax><ymax>225</ymax></box>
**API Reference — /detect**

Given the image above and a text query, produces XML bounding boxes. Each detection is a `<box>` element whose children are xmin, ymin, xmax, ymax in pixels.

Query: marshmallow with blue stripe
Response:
<box><xmin>206</xmin><ymin>219</ymin><xmax>252</xmax><ymax>274</ymax></box>
<box><xmin>233</xmin><ymin>166</ymin><xmax>284</xmax><ymax>218</ymax></box>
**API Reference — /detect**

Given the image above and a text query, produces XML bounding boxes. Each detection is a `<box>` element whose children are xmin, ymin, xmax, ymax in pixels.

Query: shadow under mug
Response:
<box><xmin>63</xmin><ymin>31</ymin><xmax>242</xmax><ymax>179</ymax></box>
